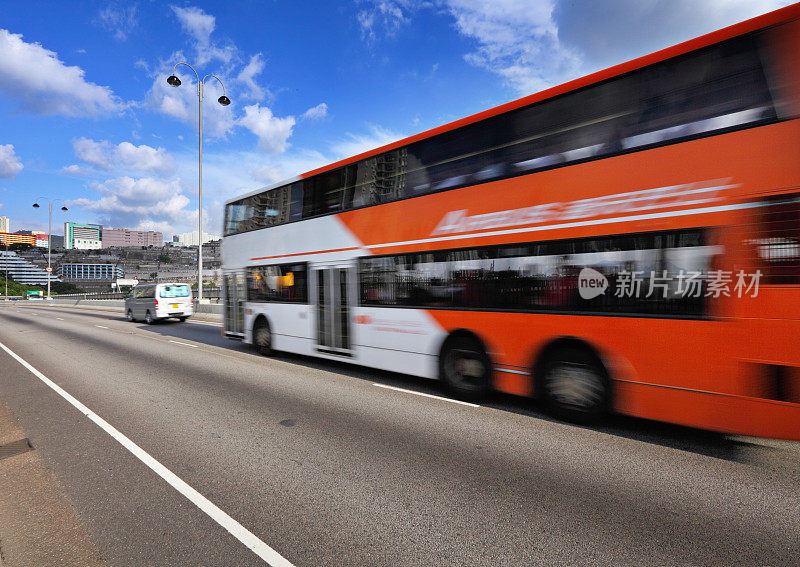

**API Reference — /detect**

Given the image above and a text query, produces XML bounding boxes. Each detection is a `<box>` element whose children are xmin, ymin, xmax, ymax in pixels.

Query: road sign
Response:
<box><xmin>46</xmin><ymin>267</ymin><xmax>52</xmax><ymax>272</ymax></box>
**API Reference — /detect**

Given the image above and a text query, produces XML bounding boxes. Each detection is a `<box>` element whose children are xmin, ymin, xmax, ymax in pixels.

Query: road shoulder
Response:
<box><xmin>0</xmin><ymin>396</ymin><xmax>106</xmax><ymax>567</ymax></box>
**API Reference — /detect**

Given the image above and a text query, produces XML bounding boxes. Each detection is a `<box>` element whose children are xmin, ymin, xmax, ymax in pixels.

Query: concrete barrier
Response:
<box><xmin>41</xmin><ymin>297</ymin><xmax>222</xmax><ymax>321</ymax></box>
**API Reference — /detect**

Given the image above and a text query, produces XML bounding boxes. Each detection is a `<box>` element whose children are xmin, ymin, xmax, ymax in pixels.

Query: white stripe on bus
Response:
<box><xmin>364</xmin><ymin>201</ymin><xmax>760</xmax><ymax>251</ymax></box>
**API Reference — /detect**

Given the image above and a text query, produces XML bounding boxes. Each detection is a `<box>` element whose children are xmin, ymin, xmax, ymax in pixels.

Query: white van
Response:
<box><xmin>124</xmin><ymin>283</ymin><xmax>194</xmax><ymax>324</ymax></box>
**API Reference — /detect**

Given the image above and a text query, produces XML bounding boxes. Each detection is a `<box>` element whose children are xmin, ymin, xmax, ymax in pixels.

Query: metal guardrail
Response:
<box><xmin>53</xmin><ymin>289</ymin><xmax>223</xmax><ymax>302</ymax></box>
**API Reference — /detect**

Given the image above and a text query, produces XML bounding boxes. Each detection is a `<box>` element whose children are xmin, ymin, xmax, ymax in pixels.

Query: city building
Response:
<box><xmin>64</xmin><ymin>222</ymin><xmax>102</xmax><ymax>250</ymax></box>
<box><xmin>102</xmin><ymin>228</ymin><xmax>163</xmax><ymax>248</ymax></box>
<box><xmin>57</xmin><ymin>263</ymin><xmax>124</xmax><ymax>280</ymax></box>
<box><xmin>0</xmin><ymin>232</ymin><xmax>36</xmax><ymax>246</ymax></box>
<box><xmin>173</xmin><ymin>230</ymin><xmax>219</xmax><ymax>246</ymax></box>
<box><xmin>0</xmin><ymin>216</ymin><xmax>9</xmax><ymax>233</ymax></box>
<box><xmin>0</xmin><ymin>251</ymin><xmax>61</xmax><ymax>285</ymax></box>
<box><xmin>18</xmin><ymin>230</ymin><xmax>50</xmax><ymax>248</ymax></box>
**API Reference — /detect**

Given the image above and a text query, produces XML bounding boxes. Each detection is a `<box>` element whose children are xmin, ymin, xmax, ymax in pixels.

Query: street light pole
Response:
<box><xmin>167</xmin><ymin>63</ymin><xmax>230</xmax><ymax>302</ymax></box>
<box><xmin>32</xmin><ymin>198</ymin><xmax>68</xmax><ymax>300</ymax></box>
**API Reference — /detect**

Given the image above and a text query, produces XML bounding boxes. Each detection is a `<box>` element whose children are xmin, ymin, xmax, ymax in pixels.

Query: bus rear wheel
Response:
<box><xmin>253</xmin><ymin>320</ymin><xmax>272</xmax><ymax>356</ymax></box>
<box><xmin>539</xmin><ymin>348</ymin><xmax>610</xmax><ymax>424</ymax></box>
<box><xmin>440</xmin><ymin>336</ymin><xmax>491</xmax><ymax>402</ymax></box>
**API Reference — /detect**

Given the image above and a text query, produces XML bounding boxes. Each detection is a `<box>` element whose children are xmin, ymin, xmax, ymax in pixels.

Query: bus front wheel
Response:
<box><xmin>539</xmin><ymin>347</ymin><xmax>610</xmax><ymax>424</ymax></box>
<box><xmin>440</xmin><ymin>335</ymin><xmax>492</xmax><ymax>402</ymax></box>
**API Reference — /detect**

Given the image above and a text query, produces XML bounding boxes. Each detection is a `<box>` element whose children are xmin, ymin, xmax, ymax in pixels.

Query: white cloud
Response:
<box><xmin>330</xmin><ymin>124</ymin><xmax>403</xmax><ymax>159</ymax></box>
<box><xmin>0</xmin><ymin>29</ymin><xmax>122</xmax><ymax>117</ymax></box>
<box><xmin>61</xmin><ymin>164</ymin><xmax>90</xmax><ymax>176</ymax></box>
<box><xmin>171</xmin><ymin>5</ymin><xmax>235</xmax><ymax>65</ymax></box>
<box><xmin>302</xmin><ymin>103</ymin><xmax>328</xmax><ymax>120</ymax></box>
<box><xmin>440</xmin><ymin>0</ymin><xmax>792</xmax><ymax>95</ymax></box>
<box><xmin>443</xmin><ymin>0</ymin><xmax>580</xmax><ymax>94</ymax></box>
<box><xmin>237</xmin><ymin>104</ymin><xmax>296</xmax><ymax>154</ymax></box>
<box><xmin>0</xmin><ymin>145</ymin><xmax>23</xmax><ymax>178</ymax></box>
<box><xmin>144</xmin><ymin>68</ymin><xmax>236</xmax><ymax>139</ymax></box>
<box><xmin>72</xmin><ymin>138</ymin><xmax>176</xmax><ymax>176</ymax></box>
<box><xmin>236</xmin><ymin>53</ymin><xmax>267</xmax><ymax>100</ymax></box>
<box><xmin>358</xmin><ymin>1</ymin><xmax>409</xmax><ymax>42</ymax></box>
<box><xmin>96</xmin><ymin>3</ymin><xmax>139</xmax><ymax>41</ymax></box>
<box><xmin>73</xmin><ymin>138</ymin><xmax>114</xmax><ymax>169</ymax></box>
<box><xmin>70</xmin><ymin>176</ymin><xmax>192</xmax><ymax>232</ymax></box>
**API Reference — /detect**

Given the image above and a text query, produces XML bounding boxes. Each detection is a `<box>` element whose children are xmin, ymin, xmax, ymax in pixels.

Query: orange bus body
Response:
<box><xmin>224</xmin><ymin>5</ymin><xmax>800</xmax><ymax>440</ymax></box>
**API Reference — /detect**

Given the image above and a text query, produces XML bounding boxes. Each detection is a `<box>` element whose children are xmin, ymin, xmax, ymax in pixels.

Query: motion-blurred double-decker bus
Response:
<box><xmin>222</xmin><ymin>4</ymin><xmax>800</xmax><ymax>440</ymax></box>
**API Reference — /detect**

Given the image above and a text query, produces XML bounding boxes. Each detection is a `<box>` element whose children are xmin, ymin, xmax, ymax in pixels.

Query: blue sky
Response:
<box><xmin>0</xmin><ymin>0</ymin><xmax>793</xmax><ymax>239</ymax></box>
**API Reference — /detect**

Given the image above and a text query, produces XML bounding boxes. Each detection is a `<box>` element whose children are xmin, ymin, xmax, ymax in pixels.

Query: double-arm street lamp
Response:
<box><xmin>167</xmin><ymin>63</ymin><xmax>230</xmax><ymax>301</ymax></box>
<box><xmin>32</xmin><ymin>198</ymin><xmax>68</xmax><ymax>299</ymax></box>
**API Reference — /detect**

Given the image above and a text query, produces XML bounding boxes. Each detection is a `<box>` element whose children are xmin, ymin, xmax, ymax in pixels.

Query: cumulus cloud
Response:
<box><xmin>443</xmin><ymin>0</ymin><xmax>580</xmax><ymax>94</ymax></box>
<box><xmin>330</xmin><ymin>124</ymin><xmax>403</xmax><ymax>159</ymax></box>
<box><xmin>70</xmin><ymin>176</ymin><xmax>192</xmax><ymax>231</ymax></box>
<box><xmin>73</xmin><ymin>138</ymin><xmax>176</xmax><ymax>176</ymax></box>
<box><xmin>302</xmin><ymin>103</ymin><xmax>328</xmax><ymax>120</ymax></box>
<box><xmin>440</xmin><ymin>0</ymin><xmax>791</xmax><ymax>95</ymax></box>
<box><xmin>0</xmin><ymin>29</ymin><xmax>122</xmax><ymax>117</ymax></box>
<box><xmin>358</xmin><ymin>1</ymin><xmax>409</xmax><ymax>42</ymax></box>
<box><xmin>0</xmin><ymin>145</ymin><xmax>23</xmax><ymax>178</ymax></box>
<box><xmin>171</xmin><ymin>5</ymin><xmax>235</xmax><ymax>65</ymax></box>
<box><xmin>61</xmin><ymin>164</ymin><xmax>90</xmax><ymax>176</ymax></box>
<box><xmin>144</xmin><ymin>67</ymin><xmax>236</xmax><ymax>139</ymax></box>
<box><xmin>95</xmin><ymin>3</ymin><xmax>139</xmax><ymax>41</ymax></box>
<box><xmin>237</xmin><ymin>104</ymin><xmax>296</xmax><ymax>154</ymax></box>
<box><xmin>236</xmin><ymin>53</ymin><xmax>267</xmax><ymax>100</ymax></box>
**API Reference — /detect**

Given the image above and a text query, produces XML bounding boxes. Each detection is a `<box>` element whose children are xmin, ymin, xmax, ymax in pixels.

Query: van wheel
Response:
<box><xmin>440</xmin><ymin>336</ymin><xmax>492</xmax><ymax>402</ymax></box>
<box><xmin>126</xmin><ymin>310</ymin><xmax>134</xmax><ymax>322</ymax></box>
<box><xmin>178</xmin><ymin>316</ymin><xmax>188</xmax><ymax>322</ymax></box>
<box><xmin>145</xmin><ymin>311</ymin><xmax>154</xmax><ymax>325</ymax></box>
<box><xmin>253</xmin><ymin>320</ymin><xmax>272</xmax><ymax>356</ymax></box>
<box><xmin>539</xmin><ymin>348</ymin><xmax>610</xmax><ymax>424</ymax></box>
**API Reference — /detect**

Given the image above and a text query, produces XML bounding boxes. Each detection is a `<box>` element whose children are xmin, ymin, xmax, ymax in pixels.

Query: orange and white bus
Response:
<box><xmin>222</xmin><ymin>4</ymin><xmax>800</xmax><ymax>440</ymax></box>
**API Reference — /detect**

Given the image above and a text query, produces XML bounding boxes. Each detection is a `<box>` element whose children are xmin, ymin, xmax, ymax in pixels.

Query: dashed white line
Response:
<box><xmin>373</xmin><ymin>383</ymin><xmax>480</xmax><ymax>408</ymax></box>
<box><xmin>94</xmin><ymin>325</ymin><xmax>109</xmax><ymax>329</ymax></box>
<box><xmin>0</xmin><ymin>340</ymin><xmax>296</xmax><ymax>567</ymax></box>
<box><xmin>169</xmin><ymin>340</ymin><xmax>199</xmax><ymax>348</ymax></box>
<box><xmin>56</xmin><ymin>317</ymin><xmax>65</xmax><ymax>321</ymax></box>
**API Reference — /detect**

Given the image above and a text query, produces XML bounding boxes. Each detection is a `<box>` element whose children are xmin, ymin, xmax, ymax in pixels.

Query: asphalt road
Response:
<box><xmin>0</xmin><ymin>302</ymin><xmax>798</xmax><ymax>567</ymax></box>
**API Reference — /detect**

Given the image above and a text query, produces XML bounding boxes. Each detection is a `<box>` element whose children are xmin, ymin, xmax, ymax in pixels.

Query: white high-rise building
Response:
<box><xmin>0</xmin><ymin>216</ymin><xmax>9</xmax><ymax>233</ymax></box>
<box><xmin>173</xmin><ymin>230</ymin><xmax>219</xmax><ymax>246</ymax></box>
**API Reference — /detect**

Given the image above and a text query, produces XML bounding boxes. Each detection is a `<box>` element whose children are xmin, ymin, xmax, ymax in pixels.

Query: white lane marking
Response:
<box><xmin>373</xmin><ymin>383</ymin><xmax>480</xmax><ymax>408</ymax></box>
<box><xmin>0</xmin><ymin>340</ymin><xmax>296</xmax><ymax>567</ymax></box>
<box><xmin>56</xmin><ymin>317</ymin><xmax>65</xmax><ymax>321</ymax></box>
<box><xmin>169</xmin><ymin>340</ymin><xmax>199</xmax><ymax>348</ymax></box>
<box><xmin>94</xmin><ymin>325</ymin><xmax>109</xmax><ymax>329</ymax></box>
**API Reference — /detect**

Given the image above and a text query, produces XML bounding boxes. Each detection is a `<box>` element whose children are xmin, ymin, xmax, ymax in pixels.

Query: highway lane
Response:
<box><xmin>0</xmin><ymin>303</ymin><xmax>798</xmax><ymax>566</ymax></box>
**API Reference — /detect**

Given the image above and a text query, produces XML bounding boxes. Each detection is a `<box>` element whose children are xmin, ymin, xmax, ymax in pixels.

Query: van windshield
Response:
<box><xmin>160</xmin><ymin>285</ymin><xmax>191</xmax><ymax>298</ymax></box>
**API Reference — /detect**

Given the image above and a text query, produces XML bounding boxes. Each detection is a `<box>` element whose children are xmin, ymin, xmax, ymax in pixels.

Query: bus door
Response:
<box><xmin>314</xmin><ymin>265</ymin><xmax>352</xmax><ymax>355</ymax></box>
<box><xmin>224</xmin><ymin>272</ymin><xmax>246</xmax><ymax>338</ymax></box>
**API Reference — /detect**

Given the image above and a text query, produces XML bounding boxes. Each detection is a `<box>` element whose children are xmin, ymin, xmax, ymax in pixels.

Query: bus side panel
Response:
<box><xmin>426</xmin><ymin>310</ymin><xmax>800</xmax><ymax>440</ymax></box>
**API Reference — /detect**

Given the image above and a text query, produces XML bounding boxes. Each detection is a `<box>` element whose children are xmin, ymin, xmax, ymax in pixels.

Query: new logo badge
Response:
<box><xmin>578</xmin><ymin>268</ymin><xmax>609</xmax><ymax>300</ymax></box>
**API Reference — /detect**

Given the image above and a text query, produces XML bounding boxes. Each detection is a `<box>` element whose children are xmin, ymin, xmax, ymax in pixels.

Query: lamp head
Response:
<box><xmin>61</xmin><ymin>206</ymin><xmax>68</xmax><ymax>211</ymax></box>
<box><xmin>32</xmin><ymin>203</ymin><xmax>40</xmax><ymax>208</ymax></box>
<box><xmin>218</xmin><ymin>95</ymin><xmax>231</xmax><ymax>106</ymax></box>
<box><xmin>167</xmin><ymin>75</ymin><xmax>182</xmax><ymax>87</ymax></box>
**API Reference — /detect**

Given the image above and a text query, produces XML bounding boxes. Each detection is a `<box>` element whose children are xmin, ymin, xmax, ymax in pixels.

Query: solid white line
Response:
<box><xmin>0</xmin><ymin>340</ymin><xmax>295</xmax><ymax>567</ymax></box>
<box><xmin>169</xmin><ymin>340</ymin><xmax>199</xmax><ymax>348</ymax></box>
<box><xmin>94</xmin><ymin>325</ymin><xmax>109</xmax><ymax>329</ymax></box>
<box><xmin>373</xmin><ymin>383</ymin><xmax>480</xmax><ymax>408</ymax></box>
